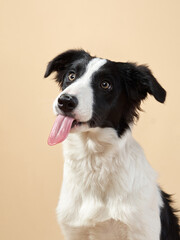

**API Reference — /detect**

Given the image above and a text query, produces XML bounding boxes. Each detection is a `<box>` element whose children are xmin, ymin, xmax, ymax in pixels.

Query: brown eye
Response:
<box><xmin>68</xmin><ymin>72</ymin><xmax>76</xmax><ymax>81</ymax></box>
<box><xmin>100</xmin><ymin>81</ymin><xmax>112</xmax><ymax>90</ymax></box>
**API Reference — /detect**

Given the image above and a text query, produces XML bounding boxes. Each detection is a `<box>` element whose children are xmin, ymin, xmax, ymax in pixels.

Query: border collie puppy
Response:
<box><xmin>44</xmin><ymin>50</ymin><xmax>179</xmax><ymax>240</ymax></box>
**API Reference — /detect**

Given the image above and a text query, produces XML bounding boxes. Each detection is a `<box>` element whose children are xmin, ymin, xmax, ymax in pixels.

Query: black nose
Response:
<box><xmin>58</xmin><ymin>94</ymin><xmax>78</xmax><ymax>113</ymax></box>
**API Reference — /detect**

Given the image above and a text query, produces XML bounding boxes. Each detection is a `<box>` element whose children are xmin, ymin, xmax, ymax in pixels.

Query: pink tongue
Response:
<box><xmin>48</xmin><ymin>115</ymin><xmax>74</xmax><ymax>146</ymax></box>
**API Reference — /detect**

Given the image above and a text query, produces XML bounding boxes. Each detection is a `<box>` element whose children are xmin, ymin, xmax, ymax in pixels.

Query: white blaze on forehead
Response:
<box><xmin>83</xmin><ymin>58</ymin><xmax>107</xmax><ymax>80</ymax></box>
<box><xmin>54</xmin><ymin>58</ymin><xmax>107</xmax><ymax>121</ymax></box>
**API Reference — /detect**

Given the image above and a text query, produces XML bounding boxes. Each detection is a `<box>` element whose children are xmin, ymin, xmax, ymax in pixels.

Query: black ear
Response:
<box><xmin>123</xmin><ymin>63</ymin><xmax>166</xmax><ymax>103</ymax></box>
<box><xmin>44</xmin><ymin>55</ymin><xmax>61</xmax><ymax>78</ymax></box>
<box><xmin>44</xmin><ymin>49</ymin><xmax>88</xmax><ymax>78</ymax></box>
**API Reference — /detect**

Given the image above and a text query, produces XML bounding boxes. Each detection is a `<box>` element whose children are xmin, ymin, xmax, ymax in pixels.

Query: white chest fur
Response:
<box><xmin>56</xmin><ymin>128</ymin><xmax>162</xmax><ymax>239</ymax></box>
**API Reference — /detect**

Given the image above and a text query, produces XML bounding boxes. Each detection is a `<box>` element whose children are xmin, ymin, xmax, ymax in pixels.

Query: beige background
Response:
<box><xmin>0</xmin><ymin>0</ymin><xmax>179</xmax><ymax>239</ymax></box>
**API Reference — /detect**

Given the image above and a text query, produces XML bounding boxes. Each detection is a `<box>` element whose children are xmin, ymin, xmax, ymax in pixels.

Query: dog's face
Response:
<box><xmin>45</xmin><ymin>50</ymin><xmax>166</xmax><ymax>143</ymax></box>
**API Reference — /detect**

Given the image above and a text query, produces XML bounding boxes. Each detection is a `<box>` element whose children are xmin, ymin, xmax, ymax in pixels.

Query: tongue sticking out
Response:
<box><xmin>48</xmin><ymin>115</ymin><xmax>74</xmax><ymax>146</ymax></box>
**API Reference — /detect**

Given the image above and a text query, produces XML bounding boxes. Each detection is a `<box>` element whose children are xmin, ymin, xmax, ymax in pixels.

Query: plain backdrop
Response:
<box><xmin>0</xmin><ymin>0</ymin><xmax>180</xmax><ymax>239</ymax></box>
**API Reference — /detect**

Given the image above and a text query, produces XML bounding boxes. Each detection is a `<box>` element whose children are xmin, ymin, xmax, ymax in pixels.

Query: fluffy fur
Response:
<box><xmin>45</xmin><ymin>49</ymin><xmax>179</xmax><ymax>239</ymax></box>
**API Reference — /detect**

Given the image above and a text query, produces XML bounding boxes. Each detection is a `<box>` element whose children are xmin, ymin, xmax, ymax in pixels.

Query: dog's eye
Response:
<box><xmin>100</xmin><ymin>81</ymin><xmax>112</xmax><ymax>90</ymax></box>
<box><xmin>68</xmin><ymin>72</ymin><xmax>76</xmax><ymax>81</ymax></box>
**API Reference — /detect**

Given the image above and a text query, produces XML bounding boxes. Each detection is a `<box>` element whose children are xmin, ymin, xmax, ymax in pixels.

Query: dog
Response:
<box><xmin>44</xmin><ymin>49</ymin><xmax>179</xmax><ymax>240</ymax></box>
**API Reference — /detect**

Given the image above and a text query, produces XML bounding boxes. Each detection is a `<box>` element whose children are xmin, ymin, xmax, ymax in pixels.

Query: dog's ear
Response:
<box><xmin>44</xmin><ymin>49</ymin><xmax>88</xmax><ymax>78</ymax></box>
<box><xmin>122</xmin><ymin>63</ymin><xmax>166</xmax><ymax>103</ymax></box>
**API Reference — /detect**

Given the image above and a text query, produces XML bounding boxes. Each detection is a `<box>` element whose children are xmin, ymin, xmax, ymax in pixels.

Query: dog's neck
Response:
<box><xmin>63</xmin><ymin>127</ymin><xmax>134</xmax><ymax>163</ymax></box>
<box><xmin>80</xmin><ymin>128</ymin><xmax>121</xmax><ymax>153</ymax></box>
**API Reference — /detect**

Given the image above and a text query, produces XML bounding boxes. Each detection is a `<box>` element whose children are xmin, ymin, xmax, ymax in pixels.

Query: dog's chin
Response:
<box><xmin>70</xmin><ymin>118</ymin><xmax>99</xmax><ymax>134</ymax></box>
<box><xmin>70</xmin><ymin>121</ymin><xmax>90</xmax><ymax>133</ymax></box>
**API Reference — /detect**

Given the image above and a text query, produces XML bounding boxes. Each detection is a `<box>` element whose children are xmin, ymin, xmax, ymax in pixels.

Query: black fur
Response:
<box><xmin>160</xmin><ymin>190</ymin><xmax>180</xmax><ymax>239</ymax></box>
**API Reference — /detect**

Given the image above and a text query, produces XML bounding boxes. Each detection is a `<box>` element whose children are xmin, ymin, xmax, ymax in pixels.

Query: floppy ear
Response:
<box><xmin>123</xmin><ymin>63</ymin><xmax>166</xmax><ymax>103</ymax></box>
<box><xmin>44</xmin><ymin>54</ymin><xmax>62</xmax><ymax>78</ymax></box>
<box><xmin>44</xmin><ymin>49</ymin><xmax>88</xmax><ymax>78</ymax></box>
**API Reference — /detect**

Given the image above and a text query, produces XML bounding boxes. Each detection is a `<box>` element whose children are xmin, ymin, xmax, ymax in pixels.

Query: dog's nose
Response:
<box><xmin>58</xmin><ymin>94</ymin><xmax>78</xmax><ymax>113</ymax></box>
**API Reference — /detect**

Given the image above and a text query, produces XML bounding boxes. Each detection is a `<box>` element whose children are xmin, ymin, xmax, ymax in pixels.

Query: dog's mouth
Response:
<box><xmin>71</xmin><ymin>119</ymin><xmax>83</xmax><ymax>128</ymax></box>
<box><xmin>47</xmin><ymin>115</ymin><xmax>87</xmax><ymax>146</ymax></box>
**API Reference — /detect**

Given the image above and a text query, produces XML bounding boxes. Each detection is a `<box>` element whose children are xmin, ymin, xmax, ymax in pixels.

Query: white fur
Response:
<box><xmin>53</xmin><ymin>58</ymin><xmax>107</xmax><ymax>122</ymax></box>
<box><xmin>56</xmin><ymin>128</ymin><xmax>162</xmax><ymax>240</ymax></box>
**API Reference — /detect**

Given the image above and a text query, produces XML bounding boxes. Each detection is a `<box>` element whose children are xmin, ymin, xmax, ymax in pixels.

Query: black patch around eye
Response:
<box><xmin>59</xmin><ymin>59</ymin><xmax>91</xmax><ymax>90</ymax></box>
<box><xmin>91</xmin><ymin>67</ymin><xmax>116</xmax><ymax>96</ymax></box>
<box><xmin>61</xmin><ymin>72</ymin><xmax>76</xmax><ymax>90</ymax></box>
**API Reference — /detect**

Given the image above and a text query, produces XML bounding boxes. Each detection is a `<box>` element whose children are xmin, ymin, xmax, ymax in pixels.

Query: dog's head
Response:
<box><xmin>45</xmin><ymin>49</ymin><xmax>166</xmax><ymax>145</ymax></box>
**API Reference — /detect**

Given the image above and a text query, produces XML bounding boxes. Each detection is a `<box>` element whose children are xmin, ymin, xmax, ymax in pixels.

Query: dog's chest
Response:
<box><xmin>56</xmin><ymin>130</ymin><xmax>157</xmax><ymax>228</ymax></box>
<box><xmin>64</xmin><ymin>134</ymin><xmax>119</xmax><ymax>187</ymax></box>
<box><xmin>57</xmin><ymin>134</ymin><xmax>121</xmax><ymax>226</ymax></box>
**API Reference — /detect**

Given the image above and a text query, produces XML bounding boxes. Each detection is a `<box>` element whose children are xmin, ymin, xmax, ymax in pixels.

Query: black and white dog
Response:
<box><xmin>45</xmin><ymin>50</ymin><xmax>179</xmax><ymax>240</ymax></box>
